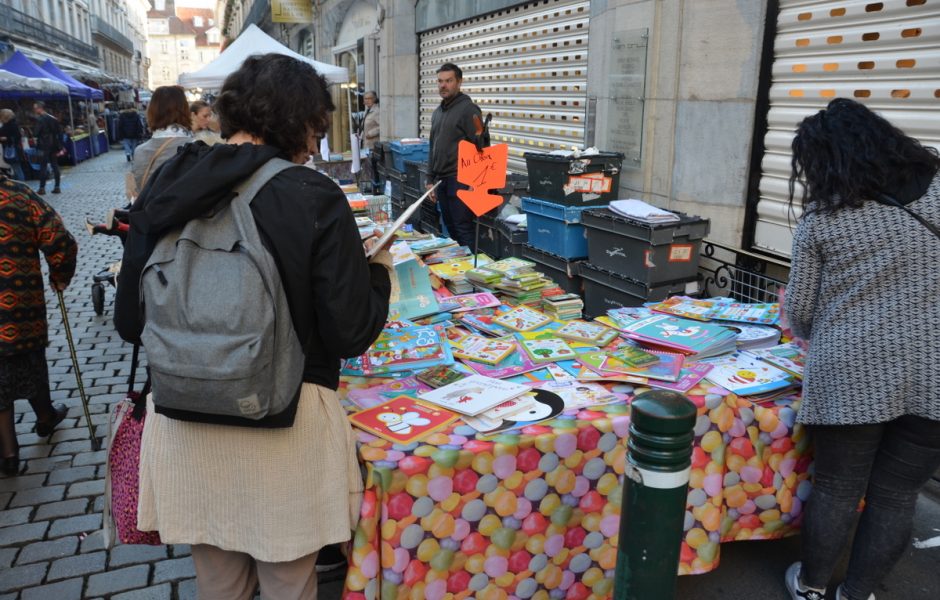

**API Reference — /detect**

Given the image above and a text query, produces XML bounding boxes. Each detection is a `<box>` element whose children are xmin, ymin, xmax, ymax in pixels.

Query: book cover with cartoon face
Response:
<box><xmin>348</xmin><ymin>396</ymin><xmax>458</xmax><ymax>444</ymax></box>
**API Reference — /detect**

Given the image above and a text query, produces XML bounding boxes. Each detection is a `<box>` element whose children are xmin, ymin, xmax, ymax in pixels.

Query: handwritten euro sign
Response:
<box><xmin>456</xmin><ymin>141</ymin><xmax>509</xmax><ymax>217</ymax></box>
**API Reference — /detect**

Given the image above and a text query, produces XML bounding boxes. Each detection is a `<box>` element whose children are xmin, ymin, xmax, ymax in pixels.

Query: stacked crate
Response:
<box><xmin>579</xmin><ymin>208</ymin><xmax>710</xmax><ymax>317</ymax></box>
<box><xmin>520</xmin><ymin>151</ymin><xmax>625</xmax><ymax>297</ymax></box>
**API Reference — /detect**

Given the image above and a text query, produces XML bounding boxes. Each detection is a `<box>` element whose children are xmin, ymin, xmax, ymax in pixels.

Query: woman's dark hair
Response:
<box><xmin>789</xmin><ymin>97</ymin><xmax>940</xmax><ymax>214</ymax></box>
<box><xmin>215</xmin><ymin>53</ymin><xmax>334</xmax><ymax>157</ymax></box>
<box><xmin>190</xmin><ymin>100</ymin><xmax>209</xmax><ymax>114</ymax></box>
<box><xmin>437</xmin><ymin>62</ymin><xmax>463</xmax><ymax>80</ymax></box>
<box><xmin>146</xmin><ymin>86</ymin><xmax>192</xmax><ymax>131</ymax></box>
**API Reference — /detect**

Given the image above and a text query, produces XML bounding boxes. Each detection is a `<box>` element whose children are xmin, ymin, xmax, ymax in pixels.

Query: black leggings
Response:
<box><xmin>801</xmin><ymin>415</ymin><xmax>940</xmax><ymax>599</ymax></box>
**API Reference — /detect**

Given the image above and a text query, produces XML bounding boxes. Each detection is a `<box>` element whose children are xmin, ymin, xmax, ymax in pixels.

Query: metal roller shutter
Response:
<box><xmin>418</xmin><ymin>0</ymin><xmax>590</xmax><ymax>172</ymax></box>
<box><xmin>754</xmin><ymin>0</ymin><xmax>940</xmax><ymax>257</ymax></box>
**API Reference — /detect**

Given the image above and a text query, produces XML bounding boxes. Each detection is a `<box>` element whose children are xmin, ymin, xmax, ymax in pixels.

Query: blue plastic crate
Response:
<box><xmin>521</xmin><ymin>196</ymin><xmax>592</xmax><ymax>259</ymax></box>
<box><xmin>390</xmin><ymin>140</ymin><xmax>430</xmax><ymax>172</ymax></box>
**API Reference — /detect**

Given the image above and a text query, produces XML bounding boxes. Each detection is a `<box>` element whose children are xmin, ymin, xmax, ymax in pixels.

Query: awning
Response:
<box><xmin>0</xmin><ymin>51</ymin><xmax>89</xmax><ymax>98</ymax></box>
<box><xmin>0</xmin><ymin>68</ymin><xmax>69</xmax><ymax>95</ymax></box>
<box><xmin>178</xmin><ymin>24</ymin><xmax>348</xmax><ymax>89</ymax></box>
<box><xmin>42</xmin><ymin>60</ymin><xmax>104</xmax><ymax>100</ymax></box>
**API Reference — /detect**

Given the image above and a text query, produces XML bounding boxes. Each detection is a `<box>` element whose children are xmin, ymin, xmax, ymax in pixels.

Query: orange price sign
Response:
<box><xmin>456</xmin><ymin>140</ymin><xmax>509</xmax><ymax>217</ymax></box>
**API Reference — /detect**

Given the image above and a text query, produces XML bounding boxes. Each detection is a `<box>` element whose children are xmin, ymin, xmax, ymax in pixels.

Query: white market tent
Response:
<box><xmin>0</xmin><ymin>67</ymin><xmax>69</xmax><ymax>95</ymax></box>
<box><xmin>178</xmin><ymin>24</ymin><xmax>349</xmax><ymax>89</ymax></box>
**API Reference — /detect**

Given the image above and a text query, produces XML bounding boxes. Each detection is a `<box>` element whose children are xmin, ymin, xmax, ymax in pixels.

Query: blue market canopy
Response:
<box><xmin>42</xmin><ymin>60</ymin><xmax>104</xmax><ymax>100</ymax></box>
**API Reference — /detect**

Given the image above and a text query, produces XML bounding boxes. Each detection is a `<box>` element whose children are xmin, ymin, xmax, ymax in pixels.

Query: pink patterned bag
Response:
<box><xmin>103</xmin><ymin>346</ymin><xmax>161</xmax><ymax>546</ymax></box>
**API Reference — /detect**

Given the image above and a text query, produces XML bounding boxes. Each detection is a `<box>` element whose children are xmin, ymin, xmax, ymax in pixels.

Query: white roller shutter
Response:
<box><xmin>418</xmin><ymin>0</ymin><xmax>590</xmax><ymax>172</ymax></box>
<box><xmin>755</xmin><ymin>0</ymin><xmax>940</xmax><ymax>257</ymax></box>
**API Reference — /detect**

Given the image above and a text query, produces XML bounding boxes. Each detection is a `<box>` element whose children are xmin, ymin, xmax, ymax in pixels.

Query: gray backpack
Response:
<box><xmin>140</xmin><ymin>158</ymin><xmax>304</xmax><ymax>421</ymax></box>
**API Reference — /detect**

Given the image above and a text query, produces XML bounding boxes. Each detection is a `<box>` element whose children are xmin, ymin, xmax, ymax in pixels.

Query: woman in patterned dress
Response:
<box><xmin>783</xmin><ymin>98</ymin><xmax>940</xmax><ymax>600</ymax></box>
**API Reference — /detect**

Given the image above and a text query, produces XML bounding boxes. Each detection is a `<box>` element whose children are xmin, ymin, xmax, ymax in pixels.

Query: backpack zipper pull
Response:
<box><xmin>153</xmin><ymin>265</ymin><xmax>168</xmax><ymax>286</ymax></box>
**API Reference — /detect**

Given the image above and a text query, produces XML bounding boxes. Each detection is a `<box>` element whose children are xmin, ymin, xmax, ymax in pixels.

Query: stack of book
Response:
<box><xmin>702</xmin><ymin>351</ymin><xmax>799</xmax><ymax>403</ymax></box>
<box><xmin>542</xmin><ymin>293</ymin><xmax>584</xmax><ymax>321</ymax></box>
<box><xmin>429</xmin><ymin>255</ymin><xmax>493</xmax><ymax>294</ymax></box>
<box><xmin>617</xmin><ymin>314</ymin><xmax>738</xmax><ymax>359</ymax></box>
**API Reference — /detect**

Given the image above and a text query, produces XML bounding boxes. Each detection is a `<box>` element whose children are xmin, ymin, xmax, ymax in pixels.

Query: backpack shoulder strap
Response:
<box><xmin>878</xmin><ymin>194</ymin><xmax>940</xmax><ymax>241</ymax></box>
<box><xmin>234</xmin><ymin>157</ymin><xmax>297</xmax><ymax>204</ymax></box>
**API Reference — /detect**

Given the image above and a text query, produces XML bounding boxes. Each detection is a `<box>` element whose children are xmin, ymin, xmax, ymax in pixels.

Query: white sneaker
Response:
<box><xmin>785</xmin><ymin>562</ymin><xmax>827</xmax><ymax>600</ymax></box>
<box><xmin>836</xmin><ymin>583</ymin><xmax>875</xmax><ymax>600</ymax></box>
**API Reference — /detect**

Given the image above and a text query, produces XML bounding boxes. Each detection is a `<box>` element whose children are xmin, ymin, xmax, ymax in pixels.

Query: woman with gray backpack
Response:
<box><xmin>114</xmin><ymin>54</ymin><xmax>393</xmax><ymax>599</ymax></box>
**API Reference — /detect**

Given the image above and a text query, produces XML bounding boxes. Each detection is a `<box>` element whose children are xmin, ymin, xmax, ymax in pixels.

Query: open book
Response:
<box><xmin>365</xmin><ymin>180</ymin><xmax>441</xmax><ymax>258</ymax></box>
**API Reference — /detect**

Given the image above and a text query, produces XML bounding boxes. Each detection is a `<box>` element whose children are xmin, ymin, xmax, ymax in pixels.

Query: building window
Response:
<box><xmin>161</xmin><ymin>40</ymin><xmax>169</xmax><ymax>54</ymax></box>
<box><xmin>193</xmin><ymin>16</ymin><xmax>203</xmax><ymax>27</ymax></box>
<box><xmin>161</xmin><ymin>66</ymin><xmax>170</xmax><ymax>81</ymax></box>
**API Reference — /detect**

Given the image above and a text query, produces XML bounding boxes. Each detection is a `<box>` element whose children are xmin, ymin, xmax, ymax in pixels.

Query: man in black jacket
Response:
<box><xmin>32</xmin><ymin>102</ymin><xmax>62</xmax><ymax>194</ymax></box>
<box><xmin>427</xmin><ymin>63</ymin><xmax>488</xmax><ymax>248</ymax></box>
<box><xmin>118</xmin><ymin>106</ymin><xmax>144</xmax><ymax>162</ymax></box>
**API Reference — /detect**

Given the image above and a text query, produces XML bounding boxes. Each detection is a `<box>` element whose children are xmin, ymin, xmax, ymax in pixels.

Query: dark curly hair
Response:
<box><xmin>789</xmin><ymin>98</ymin><xmax>940</xmax><ymax>215</ymax></box>
<box><xmin>214</xmin><ymin>53</ymin><xmax>334</xmax><ymax>158</ymax></box>
<box><xmin>146</xmin><ymin>86</ymin><xmax>191</xmax><ymax>132</ymax></box>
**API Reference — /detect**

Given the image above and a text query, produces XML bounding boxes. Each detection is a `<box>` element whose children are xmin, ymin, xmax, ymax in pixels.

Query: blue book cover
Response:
<box><xmin>361</xmin><ymin>325</ymin><xmax>455</xmax><ymax>376</ymax></box>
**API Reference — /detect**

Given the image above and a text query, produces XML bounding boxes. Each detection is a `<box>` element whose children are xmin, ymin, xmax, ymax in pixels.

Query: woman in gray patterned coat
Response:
<box><xmin>782</xmin><ymin>98</ymin><xmax>940</xmax><ymax>600</ymax></box>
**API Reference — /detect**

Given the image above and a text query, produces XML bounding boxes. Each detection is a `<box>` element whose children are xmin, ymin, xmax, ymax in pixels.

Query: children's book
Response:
<box><xmin>438</xmin><ymin>292</ymin><xmax>501</xmax><ymax>313</ymax></box>
<box><xmin>710</xmin><ymin>302</ymin><xmax>780</xmax><ymax>326</ymax></box>
<box><xmin>348</xmin><ymin>396</ymin><xmax>459</xmax><ymax>444</ymax></box>
<box><xmin>419</xmin><ymin>375</ymin><xmax>529</xmax><ymax>416</ymax></box>
<box><xmin>602</xmin><ymin>350</ymin><xmax>685</xmax><ymax>382</ymax></box>
<box><xmin>479</xmin><ymin>393</ymin><xmax>541</xmax><ymax>420</ymax></box>
<box><xmin>360</xmin><ymin>325</ymin><xmax>454</xmax><ymax>376</ymax></box>
<box><xmin>494</xmin><ymin>306</ymin><xmax>552</xmax><ymax>332</ymax></box>
<box><xmin>555</xmin><ymin>320</ymin><xmax>620</xmax><ymax>346</ymax></box>
<box><xmin>458</xmin><ymin>306</ymin><xmax>512</xmax><ymax>337</ymax></box>
<box><xmin>389</xmin><ymin>256</ymin><xmax>441</xmax><ymax>320</ymax></box>
<box><xmin>745</xmin><ymin>342</ymin><xmax>805</xmax><ymax>379</ymax></box>
<box><xmin>620</xmin><ymin>314</ymin><xmax>738</xmax><ymax>358</ymax></box>
<box><xmin>462</xmin><ymin>342</ymin><xmax>544</xmax><ymax>379</ymax></box>
<box><xmin>462</xmin><ymin>388</ymin><xmax>565</xmax><ymax>433</ymax></box>
<box><xmin>563</xmin><ymin>351</ymin><xmax>649</xmax><ymax>384</ymax></box>
<box><xmin>719</xmin><ymin>322</ymin><xmax>782</xmax><ymax>350</ymax></box>
<box><xmin>424</xmin><ymin>245</ymin><xmax>472</xmax><ymax>264</ymax></box>
<box><xmin>520</xmin><ymin>337</ymin><xmax>577</xmax><ymax>364</ymax></box>
<box><xmin>702</xmin><ymin>352</ymin><xmax>797</xmax><ymax>396</ymax></box>
<box><xmin>647</xmin><ymin>362</ymin><xmax>715</xmax><ymax>393</ymax></box>
<box><xmin>609</xmin><ymin>344</ymin><xmax>660</xmax><ymax>367</ymax></box>
<box><xmin>647</xmin><ymin>296</ymin><xmax>721</xmax><ymax>321</ymax></box>
<box><xmin>416</xmin><ymin>365</ymin><xmax>468</xmax><ymax>388</ymax></box>
<box><xmin>346</xmin><ymin>376</ymin><xmax>432</xmax><ymax>409</ymax></box>
<box><xmin>429</xmin><ymin>255</ymin><xmax>493</xmax><ymax>280</ymax></box>
<box><xmin>538</xmin><ymin>381</ymin><xmax>620</xmax><ymax>410</ymax></box>
<box><xmin>452</xmin><ymin>335</ymin><xmax>517</xmax><ymax>365</ymax></box>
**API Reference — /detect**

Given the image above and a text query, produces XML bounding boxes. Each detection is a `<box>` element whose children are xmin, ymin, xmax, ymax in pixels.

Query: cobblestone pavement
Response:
<box><xmin>0</xmin><ymin>149</ymin><xmax>345</xmax><ymax>599</ymax></box>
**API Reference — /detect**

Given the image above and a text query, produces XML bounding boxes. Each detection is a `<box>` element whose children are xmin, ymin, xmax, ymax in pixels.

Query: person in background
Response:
<box><xmin>114</xmin><ymin>53</ymin><xmax>392</xmax><ymax>599</ymax></box>
<box><xmin>783</xmin><ymin>98</ymin><xmax>940</xmax><ymax>600</ymax></box>
<box><xmin>0</xmin><ymin>109</ymin><xmax>26</xmax><ymax>181</ymax></box>
<box><xmin>0</xmin><ymin>173</ymin><xmax>77</xmax><ymax>476</ymax></box>
<box><xmin>32</xmin><ymin>102</ymin><xmax>63</xmax><ymax>195</ymax></box>
<box><xmin>118</xmin><ymin>104</ymin><xmax>144</xmax><ymax>162</ymax></box>
<box><xmin>360</xmin><ymin>91</ymin><xmax>380</xmax><ymax>150</ymax></box>
<box><xmin>191</xmin><ymin>100</ymin><xmax>223</xmax><ymax>145</ymax></box>
<box><xmin>129</xmin><ymin>87</ymin><xmax>193</xmax><ymax>195</ymax></box>
<box><xmin>427</xmin><ymin>62</ymin><xmax>488</xmax><ymax>248</ymax></box>
<box><xmin>87</xmin><ymin>108</ymin><xmax>100</xmax><ymax>157</ymax></box>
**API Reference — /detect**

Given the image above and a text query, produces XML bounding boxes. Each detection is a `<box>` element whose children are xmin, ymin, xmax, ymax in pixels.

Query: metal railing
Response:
<box><xmin>697</xmin><ymin>239</ymin><xmax>790</xmax><ymax>303</ymax></box>
<box><xmin>92</xmin><ymin>16</ymin><xmax>134</xmax><ymax>55</ymax></box>
<box><xmin>0</xmin><ymin>4</ymin><xmax>99</xmax><ymax>63</ymax></box>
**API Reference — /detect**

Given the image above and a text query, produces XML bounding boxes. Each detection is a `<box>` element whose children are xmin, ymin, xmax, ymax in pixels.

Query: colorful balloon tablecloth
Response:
<box><xmin>339</xmin><ymin>378</ymin><xmax>812</xmax><ymax>600</ymax></box>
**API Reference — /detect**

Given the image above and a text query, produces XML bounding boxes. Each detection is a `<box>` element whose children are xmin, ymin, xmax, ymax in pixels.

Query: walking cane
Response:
<box><xmin>55</xmin><ymin>290</ymin><xmax>101</xmax><ymax>451</ymax></box>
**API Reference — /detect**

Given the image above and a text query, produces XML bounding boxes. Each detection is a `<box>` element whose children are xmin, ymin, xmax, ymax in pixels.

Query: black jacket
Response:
<box><xmin>118</xmin><ymin>110</ymin><xmax>143</xmax><ymax>140</ymax></box>
<box><xmin>0</xmin><ymin>118</ymin><xmax>23</xmax><ymax>152</ymax></box>
<box><xmin>114</xmin><ymin>142</ymin><xmax>391</xmax><ymax>426</ymax></box>
<box><xmin>428</xmin><ymin>92</ymin><xmax>487</xmax><ymax>180</ymax></box>
<box><xmin>34</xmin><ymin>113</ymin><xmax>62</xmax><ymax>153</ymax></box>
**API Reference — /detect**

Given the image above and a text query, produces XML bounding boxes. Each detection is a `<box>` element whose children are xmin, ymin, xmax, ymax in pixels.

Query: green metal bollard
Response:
<box><xmin>614</xmin><ymin>389</ymin><xmax>698</xmax><ymax>600</ymax></box>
